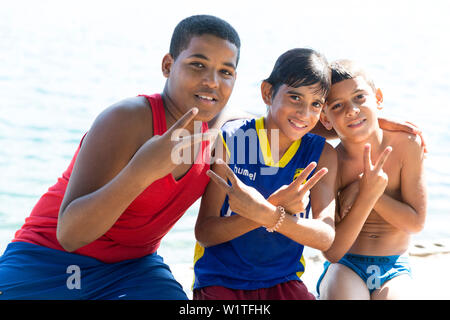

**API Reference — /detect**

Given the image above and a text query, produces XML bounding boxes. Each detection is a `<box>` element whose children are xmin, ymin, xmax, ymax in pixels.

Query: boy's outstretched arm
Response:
<box><xmin>56</xmin><ymin>100</ymin><xmax>211</xmax><ymax>252</ymax></box>
<box><xmin>373</xmin><ymin>135</ymin><xmax>427</xmax><ymax>233</ymax></box>
<box><xmin>312</xmin><ymin>117</ymin><xmax>426</xmax><ymax>153</ymax></box>
<box><xmin>194</xmin><ymin>136</ymin><xmax>260</xmax><ymax>248</ymax></box>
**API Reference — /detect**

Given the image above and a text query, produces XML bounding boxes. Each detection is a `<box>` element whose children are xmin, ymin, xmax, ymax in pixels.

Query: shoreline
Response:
<box><xmin>172</xmin><ymin>238</ymin><xmax>450</xmax><ymax>300</ymax></box>
<box><xmin>1</xmin><ymin>230</ymin><xmax>449</xmax><ymax>300</ymax></box>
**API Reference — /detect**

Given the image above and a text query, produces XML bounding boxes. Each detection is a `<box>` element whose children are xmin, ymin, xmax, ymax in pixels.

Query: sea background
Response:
<box><xmin>1</xmin><ymin>0</ymin><xmax>449</xmax><ymax>269</ymax></box>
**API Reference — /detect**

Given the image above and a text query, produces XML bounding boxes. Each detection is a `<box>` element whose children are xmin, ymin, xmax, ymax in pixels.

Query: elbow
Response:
<box><xmin>320</xmin><ymin>232</ymin><xmax>345</xmax><ymax>263</ymax></box>
<box><xmin>408</xmin><ymin>220</ymin><xmax>426</xmax><ymax>234</ymax></box>
<box><xmin>56</xmin><ymin>231</ymin><xmax>77</xmax><ymax>252</ymax></box>
<box><xmin>56</xmin><ymin>222</ymin><xmax>86</xmax><ymax>252</ymax></box>
<box><xmin>56</xmin><ymin>228</ymin><xmax>81</xmax><ymax>252</ymax></box>
<box><xmin>406</xmin><ymin>212</ymin><xmax>426</xmax><ymax>234</ymax></box>
<box><xmin>56</xmin><ymin>203</ymin><xmax>92</xmax><ymax>252</ymax></box>
<box><xmin>194</xmin><ymin>226</ymin><xmax>213</xmax><ymax>248</ymax></box>
<box><xmin>322</xmin><ymin>245</ymin><xmax>344</xmax><ymax>263</ymax></box>
<box><xmin>323</xmin><ymin>251</ymin><xmax>342</xmax><ymax>264</ymax></box>
<box><xmin>316</xmin><ymin>226</ymin><xmax>335</xmax><ymax>252</ymax></box>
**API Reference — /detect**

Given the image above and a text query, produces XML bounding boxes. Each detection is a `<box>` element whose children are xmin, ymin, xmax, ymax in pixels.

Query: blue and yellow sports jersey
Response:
<box><xmin>193</xmin><ymin>117</ymin><xmax>325</xmax><ymax>290</ymax></box>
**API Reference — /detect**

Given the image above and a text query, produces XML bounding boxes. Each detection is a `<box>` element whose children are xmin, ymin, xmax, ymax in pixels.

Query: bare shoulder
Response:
<box><xmin>97</xmin><ymin>96</ymin><xmax>152</xmax><ymax>131</ymax></box>
<box><xmin>77</xmin><ymin>96</ymin><xmax>155</xmax><ymax>170</ymax></box>
<box><xmin>319</xmin><ymin>141</ymin><xmax>338</xmax><ymax>166</ymax></box>
<box><xmin>89</xmin><ymin>96</ymin><xmax>153</xmax><ymax>145</ymax></box>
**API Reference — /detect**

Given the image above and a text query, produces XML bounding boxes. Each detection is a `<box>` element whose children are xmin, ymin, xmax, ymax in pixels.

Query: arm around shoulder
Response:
<box><xmin>374</xmin><ymin>134</ymin><xmax>427</xmax><ymax>233</ymax></box>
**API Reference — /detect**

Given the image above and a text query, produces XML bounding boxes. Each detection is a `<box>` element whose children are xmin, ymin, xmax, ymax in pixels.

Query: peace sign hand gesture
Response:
<box><xmin>132</xmin><ymin>107</ymin><xmax>215</xmax><ymax>183</ymax></box>
<box><xmin>359</xmin><ymin>143</ymin><xmax>392</xmax><ymax>201</ymax></box>
<box><xmin>206</xmin><ymin>159</ymin><xmax>274</xmax><ymax>225</ymax></box>
<box><xmin>268</xmin><ymin>162</ymin><xmax>328</xmax><ymax>215</ymax></box>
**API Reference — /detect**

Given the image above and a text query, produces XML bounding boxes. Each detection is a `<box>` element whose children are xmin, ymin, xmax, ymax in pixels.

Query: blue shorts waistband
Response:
<box><xmin>344</xmin><ymin>253</ymin><xmax>408</xmax><ymax>265</ymax></box>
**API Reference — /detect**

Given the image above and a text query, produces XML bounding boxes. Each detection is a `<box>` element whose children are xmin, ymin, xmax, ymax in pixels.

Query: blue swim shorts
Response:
<box><xmin>0</xmin><ymin>241</ymin><xmax>188</xmax><ymax>300</ymax></box>
<box><xmin>316</xmin><ymin>253</ymin><xmax>412</xmax><ymax>296</ymax></box>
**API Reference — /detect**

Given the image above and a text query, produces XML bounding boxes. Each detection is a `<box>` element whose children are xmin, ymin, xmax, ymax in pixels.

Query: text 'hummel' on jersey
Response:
<box><xmin>234</xmin><ymin>166</ymin><xmax>256</xmax><ymax>181</ymax></box>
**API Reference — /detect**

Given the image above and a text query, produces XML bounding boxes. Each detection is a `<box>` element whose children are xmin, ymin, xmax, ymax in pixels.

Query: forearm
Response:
<box><xmin>374</xmin><ymin>194</ymin><xmax>425</xmax><ymax>233</ymax></box>
<box><xmin>195</xmin><ymin>215</ymin><xmax>260</xmax><ymax>247</ymax></box>
<box><xmin>252</xmin><ymin>201</ymin><xmax>335</xmax><ymax>252</ymax></box>
<box><xmin>277</xmin><ymin>215</ymin><xmax>335</xmax><ymax>251</ymax></box>
<box><xmin>57</xmin><ymin>162</ymin><xmax>157</xmax><ymax>251</ymax></box>
<box><xmin>323</xmin><ymin>193</ymin><xmax>377</xmax><ymax>262</ymax></box>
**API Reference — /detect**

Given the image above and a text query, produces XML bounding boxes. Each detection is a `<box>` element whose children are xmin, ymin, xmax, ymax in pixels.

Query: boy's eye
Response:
<box><xmin>354</xmin><ymin>93</ymin><xmax>368</xmax><ymax>101</ymax></box>
<box><xmin>331</xmin><ymin>103</ymin><xmax>342</xmax><ymax>110</ymax></box>
<box><xmin>290</xmin><ymin>95</ymin><xmax>300</xmax><ymax>101</ymax></box>
<box><xmin>221</xmin><ymin>69</ymin><xmax>233</xmax><ymax>77</ymax></box>
<box><xmin>312</xmin><ymin>101</ymin><xmax>323</xmax><ymax>108</ymax></box>
<box><xmin>190</xmin><ymin>62</ymin><xmax>205</xmax><ymax>68</ymax></box>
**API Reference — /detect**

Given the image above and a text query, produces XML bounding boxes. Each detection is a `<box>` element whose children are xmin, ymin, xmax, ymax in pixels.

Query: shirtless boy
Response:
<box><xmin>317</xmin><ymin>59</ymin><xmax>427</xmax><ymax>300</ymax></box>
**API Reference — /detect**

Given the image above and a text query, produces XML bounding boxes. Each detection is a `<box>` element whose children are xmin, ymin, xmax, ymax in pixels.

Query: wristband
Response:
<box><xmin>266</xmin><ymin>206</ymin><xmax>286</xmax><ymax>232</ymax></box>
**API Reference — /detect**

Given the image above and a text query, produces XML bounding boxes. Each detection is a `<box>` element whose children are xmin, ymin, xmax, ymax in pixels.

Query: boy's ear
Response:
<box><xmin>162</xmin><ymin>53</ymin><xmax>174</xmax><ymax>78</ymax></box>
<box><xmin>376</xmin><ymin>88</ymin><xmax>384</xmax><ymax>110</ymax></box>
<box><xmin>260</xmin><ymin>81</ymin><xmax>273</xmax><ymax>105</ymax></box>
<box><xmin>319</xmin><ymin>108</ymin><xmax>333</xmax><ymax>131</ymax></box>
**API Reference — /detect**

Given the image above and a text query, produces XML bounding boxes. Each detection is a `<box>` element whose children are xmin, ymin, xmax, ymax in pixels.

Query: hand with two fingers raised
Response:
<box><xmin>359</xmin><ymin>143</ymin><xmax>392</xmax><ymax>203</ymax></box>
<box><xmin>267</xmin><ymin>162</ymin><xmax>328</xmax><ymax>216</ymax></box>
<box><xmin>131</xmin><ymin>107</ymin><xmax>215</xmax><ymax>184</ymax></box>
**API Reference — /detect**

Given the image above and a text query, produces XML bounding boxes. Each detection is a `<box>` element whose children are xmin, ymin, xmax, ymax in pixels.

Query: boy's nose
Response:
<box><xmin>202</xmin><ymin>71</ymin><xmax>219</xmax><ymax>88</ymax></box>
<box><xmin>296</xmin><ymin>103</ymin><xmax>310</xmax><ymax>117</ymax></box>
<box><xmin>345</xmin><ymin>103</ymin><xmax>360</xmax><ymax>117</ymax></box>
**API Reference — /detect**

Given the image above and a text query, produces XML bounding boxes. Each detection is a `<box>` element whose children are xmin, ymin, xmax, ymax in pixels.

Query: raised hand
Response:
<box><xmin>359</xmin><ymin>143</ymin><xmax>392</xmax><ymax>201</ymax></box>
<box><xmin>268</xmin><ymin>162</ymin><xmax>328</xmax><ymax>215</ymax></box>
<box><xmin>206</xmin><ymin>159</ymin><xmax>271</xmax><ymax>224</ymax></box>
<box><xmin>131</xmin><ymin>108</ymin><xmax>215</xmax><ymax>183</ymax></box>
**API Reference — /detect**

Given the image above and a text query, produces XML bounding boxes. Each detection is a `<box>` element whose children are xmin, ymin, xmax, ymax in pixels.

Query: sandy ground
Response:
<box><xmin>171</xmin><ymin>238</ymin><xmax>450</xmax><ymax>300</ymax></box>
<box><xmin>1</xmin><ymin>229</ymin><xmax>449</xmax><ymax>300</ymax></box>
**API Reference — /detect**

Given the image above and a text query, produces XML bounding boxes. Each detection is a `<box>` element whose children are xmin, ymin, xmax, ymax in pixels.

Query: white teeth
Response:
<box><xmin>197</xmin><ymin>95</ymin><xmax>214</xmax><ymax>101</ymax></box>
<box><xmin>290</xmin><ymin>120</ymin><xmax>307</xmax><ymax>128</ymax></box>
<box><xmin>349</xmin><ymin>119</ymin><xmax>365</xmax><ymax>127</ymax></box>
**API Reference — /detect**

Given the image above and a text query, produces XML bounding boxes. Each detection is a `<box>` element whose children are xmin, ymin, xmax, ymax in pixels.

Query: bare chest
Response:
<box><xmin>339</xmin><ymin>154</ymin><xmax>402</xmax><ymax>198</ymax></box>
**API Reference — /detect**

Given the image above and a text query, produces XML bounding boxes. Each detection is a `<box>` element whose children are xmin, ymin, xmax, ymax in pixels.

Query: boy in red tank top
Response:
<box><xmin>0</xmin><ymin>15</ymin><xmax>241</xmax><ymax>300</ymax></box>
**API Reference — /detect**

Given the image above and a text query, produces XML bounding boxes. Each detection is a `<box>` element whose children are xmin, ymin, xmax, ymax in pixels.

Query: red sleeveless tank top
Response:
<box><xmin>13</xmin><ymin>93</ymin><xmax>211</xmax><ymax>263</ymax></box>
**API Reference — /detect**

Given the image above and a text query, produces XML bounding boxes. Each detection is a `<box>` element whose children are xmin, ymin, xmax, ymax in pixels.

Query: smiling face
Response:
<box><xmin>162</xmin><ymin>34</ymin><xmax>238</xmax><ymax>122</ymax></box>
<box><xmin>263</xmin><ymin>82</ymin><xmax>326</xmax><ymax>149</ymax></box>
<box><xmin>321</xmin><ymin>76</ymin><xmax>383</xmax><ymax>143</ymax></box>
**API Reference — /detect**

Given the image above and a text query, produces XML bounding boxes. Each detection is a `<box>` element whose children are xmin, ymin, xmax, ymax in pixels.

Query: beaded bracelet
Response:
<box><xmin>266</xmin><ymin>206</ymin><xmax>286</xmax><ymax>233</ymax></box>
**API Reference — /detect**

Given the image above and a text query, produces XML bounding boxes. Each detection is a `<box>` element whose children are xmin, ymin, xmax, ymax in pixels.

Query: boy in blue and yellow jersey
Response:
<box><xmin>193</xmin><ymin>48</ymin><xmax>338</xmax><ymax>300</ymax></box>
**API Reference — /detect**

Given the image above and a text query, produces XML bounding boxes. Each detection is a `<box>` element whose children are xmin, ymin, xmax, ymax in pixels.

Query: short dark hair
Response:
<box><xmin>169</xmin><ymin>15</ymin><xmax>241</xmax><ymax>65</ymax></box>
<box><xmin>330</xmin><ymin>59</ymin><xmax>376</xmax><ymax>91</ymax></box>
<box><xmin>264</xmin><ymin>48</ymin><xmax>330</xmax><ymax>99</ymax></box>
